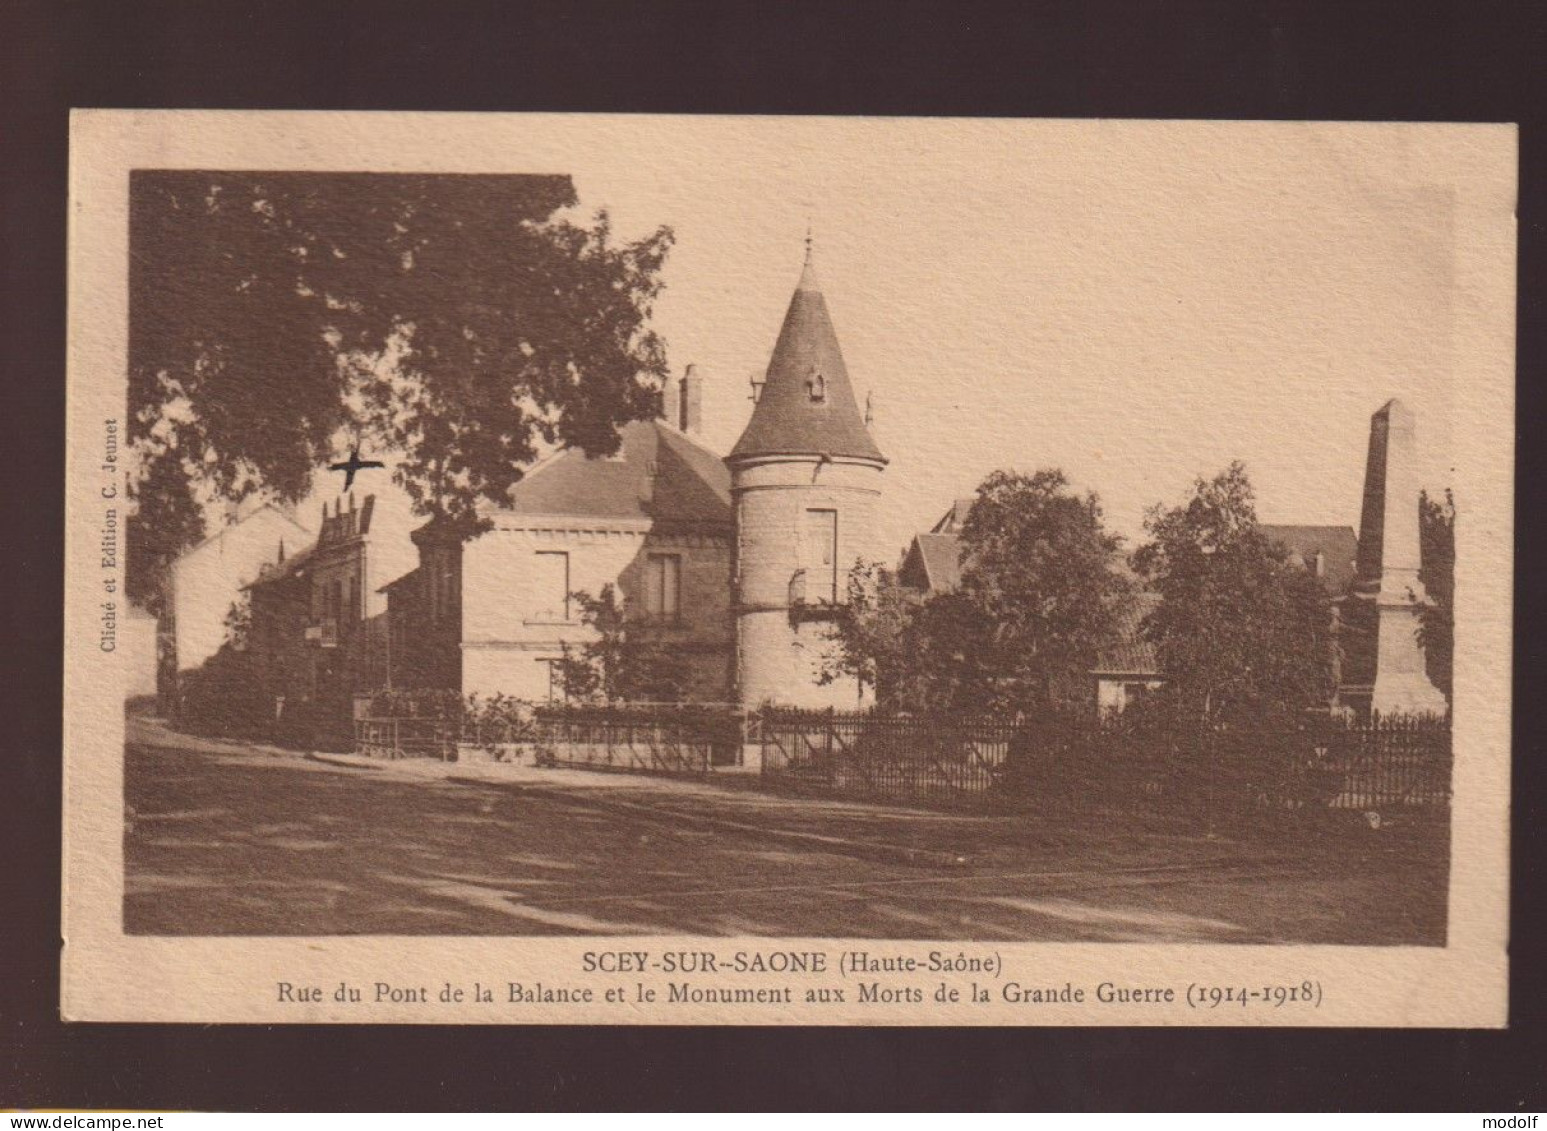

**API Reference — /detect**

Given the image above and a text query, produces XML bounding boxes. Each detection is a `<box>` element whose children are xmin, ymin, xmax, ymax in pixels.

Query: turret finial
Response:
<box><xmin>796</xmin><ymin>223</ymin><xmax>821</xmax><ymax>292</ymax></box>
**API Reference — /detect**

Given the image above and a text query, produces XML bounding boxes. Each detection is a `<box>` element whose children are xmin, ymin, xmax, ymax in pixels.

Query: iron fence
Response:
<box><xmin>353</xmin><ymin>692</ymin><xmax>1451</xmax><ymax>826</ymax></box>
<box><xmin>756</xmin><ymin>708</ymin><xmax>1018</xmax><ymax>804</ymax></box>
<box><xmin>354</xmin><ymin>716</ymin><xmax>459</xmax><ymax>760</ymax></box>
<box><xmin>1317</xmin><ymin>714</ymin><xmax>1453</xmax><ymax>810</ymax></box>
<box><xmin>531</xmin><ymin>705</ymin><xmax>741</xmax><ymax>775</ymax></box>
<box><xmin>754</xmin><ymin>707</ymin><xmax>1452</xmax><ymax>821</ymax></box>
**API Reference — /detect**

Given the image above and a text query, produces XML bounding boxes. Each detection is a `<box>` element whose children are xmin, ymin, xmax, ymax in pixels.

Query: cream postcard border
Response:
<box><xmin>63</xmin><ymin>111</ymin><xmax>1515</xmax><ymax>1025</ymax></box>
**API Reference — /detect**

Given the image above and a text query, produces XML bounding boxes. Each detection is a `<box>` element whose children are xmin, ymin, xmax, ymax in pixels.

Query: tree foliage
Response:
<box><xmin>1134</xmin><ymin>462</ymin><xmax>1335</xmax><ymax>724</ymax></box>
<box><xmin>952</xmin><ymin>469</ymin><xmax>1131</xmax><ymax>711</ymax></box>
<box><xmin>222</xmin><ymin>594</ymin><xmax>252</xmax><ymax>651</ymax></box>
<box><xmin>127</xmin><ymin>172</ymin><xmax>674</xmax><ymax>608</ymax></box>
<box><xmin>125</xmin><ymin>442</ymin><xmax>207</xmax><ymax>614</ymax></box>
<box><xmin>824</xmin><ymin>469</ymin><xmax>1129</xmax><ymax>715</ymax></box>
<box><xmin>556</xmin><ymin>585</ymin><xmax>688</xmax><ymax>704</ymax></box>
<box><xmin>818</xmin><ymin>560</ymin><xmax>925</xmax><ymax>708</ymax></box>
<box><xmin>1418</xmin><ymin>488</ymin><xmax>1455</xmax><ymax>699</ymax></box>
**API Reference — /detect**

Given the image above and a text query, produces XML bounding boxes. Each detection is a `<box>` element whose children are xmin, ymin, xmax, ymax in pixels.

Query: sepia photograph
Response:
<box><xmin>62</xmin><ymin>112</ymin><xmax>1514</xmax><ymax>1025</ymax></box>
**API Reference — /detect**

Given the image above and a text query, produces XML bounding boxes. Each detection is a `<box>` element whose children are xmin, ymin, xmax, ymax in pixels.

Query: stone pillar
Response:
<box><xmin>1356</xmin><ymin>399</ymin><xmax>1448</xmax><ymax>716</ymax></box>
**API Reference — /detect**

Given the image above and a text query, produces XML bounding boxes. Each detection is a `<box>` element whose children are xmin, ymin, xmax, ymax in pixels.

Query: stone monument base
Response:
<box><xmin>1370</xmin><ymin>672</ymin><xmax>1449</xmax><ymax>717</ymax></box>
<box><xmin>1369</xmin><ymin>601</ymin><xmax>1449</xmax><ymax>717</ymax></box>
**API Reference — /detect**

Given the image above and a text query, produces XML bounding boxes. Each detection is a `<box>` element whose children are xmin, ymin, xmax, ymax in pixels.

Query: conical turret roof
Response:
<box><xmin>728</xmin><ymin>252</ymin><xmax>886</xmax><ymax>465</ymax></box>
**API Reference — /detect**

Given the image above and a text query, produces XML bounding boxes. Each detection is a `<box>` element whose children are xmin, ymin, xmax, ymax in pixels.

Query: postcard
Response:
<box><xmin>63</xmin><ymin>111</ymin><xmax>1514</xmax><ymax>1024</ymax></box>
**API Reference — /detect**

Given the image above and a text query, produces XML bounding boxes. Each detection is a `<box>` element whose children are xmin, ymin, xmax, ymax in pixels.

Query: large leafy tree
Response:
<box><xmin>953</xmin><ymin>469</ymin><xmax>1130</xmax><ymax>712</ymax></box>
<box><xmin>824</xmin><ymin>470</ymin><xmax>1128</xmax><ymax>714</ymax></box>
<box><xmin>127</xmin><ymin>172</ymin><xmax>673</xmax><ymax>609</ymax></box>
<box><xmin>1418</xmin><ymin>488</ymin><xmax>1455</xmax><ymax>700</ymax></box>
<box><xmin>1134</xmin><ymin>462</ymin><xmax>1335</xmax><ymax>724</ymax></box>
<box><xmin>896</xmin><ymin>589</ymin><xmax>1011</xmax><ymax>714</ymax></box>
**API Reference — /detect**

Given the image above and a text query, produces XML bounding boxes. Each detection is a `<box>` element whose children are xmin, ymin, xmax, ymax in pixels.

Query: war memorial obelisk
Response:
<box><xmin>1351</xmin><ymin>399</ymin><xmax>1448</xmax><ymax>716</ymax></box>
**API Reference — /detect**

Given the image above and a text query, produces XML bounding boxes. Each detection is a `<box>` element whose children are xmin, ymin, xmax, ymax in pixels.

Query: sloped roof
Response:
<box><xmin>904</xmin><ymin>532</ymin><xmax>964</xmax><ymax>593</ymax></box>
<box><xmin>728</xmin><ymin>257</ymin><xmax>885</xmax><ymax>465</ymax></box>
<box><xmin>1094</xmin><ymin>591</ymin><xmax>1162</xmax><ymax>676</ymax></box>
<box><xmin>245</xmin><ymin>542</ymin><xmax>316</xmax><ymax>590</ymax></box>
<box><xmin>932</xmin><ymin>498</ymin><xmax>976</xmax><ymax>534</ymax></box>
<box><xmin>901</xmin><ymin>500</ymin><xmax>976</xmax><ymax>593</ymax></box>
<box><xmin>178</xmin><ymin>500</ymin><xmax>310</xmax><ymax>563</ymax></box>
<box><xmin>378</xmin><ymin>565</ymin><xmax>420</xmax><ymax>594</ymax></box>
<box><xmin>1260</xmin><ymin>523</ymin><xmax>1359</xmax><ymax>595</ymax></box>
<box><xmin>495</xmin><ymin>418</ymin><xmax>732</xmax><ymax>529</ymax></box>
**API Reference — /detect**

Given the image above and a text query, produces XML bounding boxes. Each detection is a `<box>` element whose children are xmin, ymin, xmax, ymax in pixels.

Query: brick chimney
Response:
<box><xmin>679</xmin><ymin>364</ymin><xmax>703</xmax><ymax>435</ymax></box>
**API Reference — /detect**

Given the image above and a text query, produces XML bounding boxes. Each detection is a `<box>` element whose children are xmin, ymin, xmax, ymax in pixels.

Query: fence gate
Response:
<box><xmin>756</xmin><ymin>709</ymin><xmax>1015</xmax><ymax>804</ymax></box>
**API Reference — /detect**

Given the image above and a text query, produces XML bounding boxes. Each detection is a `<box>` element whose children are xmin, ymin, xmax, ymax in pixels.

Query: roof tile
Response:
<box><xmin>499</xmin><ymin>419</ymin><xmax>732</xmax><ymax>528</ymax></box>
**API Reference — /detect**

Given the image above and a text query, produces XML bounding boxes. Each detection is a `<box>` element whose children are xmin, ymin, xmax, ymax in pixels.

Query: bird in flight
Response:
<box><xmin>328</xmin><ymin>444</ymin><xmax>386</xmax><ymax>491</ymax></box>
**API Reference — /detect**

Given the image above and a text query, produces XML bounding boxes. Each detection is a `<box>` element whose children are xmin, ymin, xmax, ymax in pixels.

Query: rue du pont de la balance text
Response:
<box><xmin>278</xmin><ymin>950</ymin><xmax>1317</xmax><ymax>1009</ymax></box>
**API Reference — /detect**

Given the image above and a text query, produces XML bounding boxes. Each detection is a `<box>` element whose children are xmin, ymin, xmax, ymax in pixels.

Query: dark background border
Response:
<box><xmin>3</xmin><ymin>0</ymin><xmax>1543</xmax><ymax>1112</ymax></box>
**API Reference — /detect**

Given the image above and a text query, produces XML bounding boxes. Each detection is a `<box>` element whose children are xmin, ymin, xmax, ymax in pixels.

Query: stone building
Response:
<box><xmin>243</xmin><ymin>538</ymin><xmax>314</xmax><ymax>734</ymax></box>
<box><xmin>387</xmin><ymin>368</ymin><xmax>737</xmax><ymax>703</ymax></box>
<box><xmin>162</xmin><ymin>499</ymin><xmax>310</xmax><ymax>687</ymax></box>
<box><xmin>244</xmin><ymin>492</ymin><xmax>417</xmax><ymax>743</ymax></box>
<box><xmin>378</xmin><ymin>539</ymin><xmax>462</xmax><ymax>696</ymax></box>
<box><xmin>383</xmin><ymin>246</ymin><xmax>888</xmax><ymax>710</ymax></box>
<box><xmin>1091</xmin><ymin>592</ymin><xmax>1165</xmax><ymax>716</ymax></box>
<box><xmin>305</xmin><ymin>493</ymin><xmax>417</xmax><ymax>705</ymax></box>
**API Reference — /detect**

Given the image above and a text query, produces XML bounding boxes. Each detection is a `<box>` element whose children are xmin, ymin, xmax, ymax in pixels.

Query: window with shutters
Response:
<box><xmin>804</xmin><ymin>509</ymin><xmax>838</xmax><ymax>603</ymax></box>
<box><xmin>646</xmin><ymin>553</ymin><xmax>682</xmax><ymax>621</ymax></box>
<box><xmin>533</xmin><ymin>550</ymin><xmax>571</xmax><ymax>622</ymax></box>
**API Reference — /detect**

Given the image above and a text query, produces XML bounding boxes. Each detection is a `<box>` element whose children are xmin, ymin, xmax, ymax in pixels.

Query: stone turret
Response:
<box><xmin>726</xmin><ymin>243</ymin><xmax>887</xmax><ymax>708</ymax></box>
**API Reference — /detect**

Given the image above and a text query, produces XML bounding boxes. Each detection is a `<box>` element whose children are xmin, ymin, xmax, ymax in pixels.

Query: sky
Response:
<box><xmin>287</xmin><ymin>118</ymin><xmax>1487</xmax><ymax>565</ymax></box>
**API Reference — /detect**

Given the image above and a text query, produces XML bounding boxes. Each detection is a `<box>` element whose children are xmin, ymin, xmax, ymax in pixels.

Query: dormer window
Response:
<box><xmin>806</xmin><ymin>366</ymin><xmax>827</xmax><ymax>404</ymax></box>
